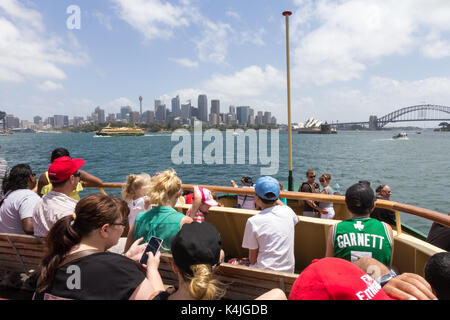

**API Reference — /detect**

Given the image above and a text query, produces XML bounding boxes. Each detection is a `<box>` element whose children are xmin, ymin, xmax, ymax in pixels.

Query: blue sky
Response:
<box><xmin>1</xmin><ymin>0</ymin><xmax>450</xmax><ymax>126</ymax></box>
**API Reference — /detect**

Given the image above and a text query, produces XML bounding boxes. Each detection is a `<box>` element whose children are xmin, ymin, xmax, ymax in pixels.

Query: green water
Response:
<box><xmin>0</xmin><ymin>130</ymin><xmax>448</xmax><ymax>235</ymax></box>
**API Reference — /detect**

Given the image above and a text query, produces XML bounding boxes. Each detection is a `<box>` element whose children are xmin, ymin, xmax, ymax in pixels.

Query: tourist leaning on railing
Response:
<box><xmin>34</xmin><ymin>194</ymin><xmax>164</xmax><ymax>300</ymax></box>
<box><xmin>0</xmin><ymin>164</ymin><xmax>40</xmax><ymax>235</ymax></box>
<box><xmin>37</xmin><ymin>148</ymin><xmax>103</xmax><ymax>200</ymax></box>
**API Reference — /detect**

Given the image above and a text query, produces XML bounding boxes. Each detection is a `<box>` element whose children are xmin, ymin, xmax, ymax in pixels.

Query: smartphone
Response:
<box><xmin>139</xmin><ymin>236</ymin><xmax>163</xmax><ymax>265</ymax></box>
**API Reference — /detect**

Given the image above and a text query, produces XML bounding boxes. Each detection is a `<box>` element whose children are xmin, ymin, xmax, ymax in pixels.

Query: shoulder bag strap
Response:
<box><xmin>58</xmin><ymin>249</ymin><xmax>102</xmax><ymax>268</ymax></box>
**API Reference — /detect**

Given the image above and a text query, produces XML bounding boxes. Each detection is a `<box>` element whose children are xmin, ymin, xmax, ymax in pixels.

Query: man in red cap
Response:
<box><xmin>33</xmin><ymin>156</ymin><xmax>85</xmax><ymax>238</ymax></box>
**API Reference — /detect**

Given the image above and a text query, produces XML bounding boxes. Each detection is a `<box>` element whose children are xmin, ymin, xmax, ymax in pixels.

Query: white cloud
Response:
<box><xmin>110</xmin><ymin>0</ymin><xmax>265</xmax><ymax>64</ymax></box>
<box><xmin>169</xmin><ymin>57</ymin><xmax>199</xmax><ymax>68</ymax></box>
<box><xmin>0</xmin><ymin>0</ymin><xmax>89</xmax><ymax>86</ymax></box>
<box><xmin>37</xmin><ymin>81</ymin><xmax>64</xmax><ymax>91</ymax></box>
<box><xmin>291</xmin><ymin>0</ymin><xmax>450</xmax><ymax>85</ymax></box>
<box><xmin>111</xmin><ymin>0</ymin><xmax>190</xmax><ymax>40</ymax></box>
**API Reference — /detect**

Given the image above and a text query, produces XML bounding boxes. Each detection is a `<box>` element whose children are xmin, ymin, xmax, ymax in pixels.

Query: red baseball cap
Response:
<box><xmin>289</xmin><ymin>257</ymin><xmax>395</xmax><ymax>300</ymax></box>
<box><xmin>48</xmin><ymin>156</ymin><xmax>85</xmax><ymax>183</ymax></box>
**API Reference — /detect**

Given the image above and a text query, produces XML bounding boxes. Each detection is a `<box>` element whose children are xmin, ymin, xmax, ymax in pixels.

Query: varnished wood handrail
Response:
<box><xmin>83</xmin><ymin>182</ymin><xmax>450</xmax><ymax>228</ymax></box>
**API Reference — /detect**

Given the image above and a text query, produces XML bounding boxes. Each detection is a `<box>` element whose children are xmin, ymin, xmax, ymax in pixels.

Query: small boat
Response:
<box><xmin>96</xmin><ymin>123</ymin><xmax>145</xmax><ymax>137</ymax></box>
<box><xmin>393</xmin><ymin>132</ymin><xmax>408</xmax><ymax>139</ymax></box>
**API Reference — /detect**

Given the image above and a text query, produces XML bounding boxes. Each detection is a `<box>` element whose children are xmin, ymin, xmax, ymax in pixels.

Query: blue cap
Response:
<box><xmin>255</xmin><ymin>176</ymin><xmax>280</xmax><ymax>200</ymax></box>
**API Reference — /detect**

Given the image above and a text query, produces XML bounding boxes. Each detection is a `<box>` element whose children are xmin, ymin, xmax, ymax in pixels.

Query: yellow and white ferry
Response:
<box><xmin>96</xmin><ymin>123</ymin><xmax>145</xmax><ymax>137</ymax></box>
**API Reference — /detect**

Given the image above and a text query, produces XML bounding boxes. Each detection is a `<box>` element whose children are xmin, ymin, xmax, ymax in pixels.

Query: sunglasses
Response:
<box><xmin>308</xmin><ymin>175</ymin><xmax>316</xmax><ymax>178</ymax></box>
<box><xmin>110</xmin><ymin>220</ymin><xmax>127</xmax><ymax>227</ymax></box>
<box><xmin>73</xmin><ymin>171</ymin><xmax>81</xmax><ymax>177</ymax></box>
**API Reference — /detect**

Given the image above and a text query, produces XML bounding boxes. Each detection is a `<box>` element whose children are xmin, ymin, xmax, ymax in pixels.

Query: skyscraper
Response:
<box><xmin>198</xmin><ymin>94</ymin><xmax>208</xmax><ymax>122</ymax></box>
<box><xmin>154</xmin><ymin>100</ymin><xmax>162</xmax><ymax>112</ymax></box>
<box><xmin>171</xmin><ymin>95</ymin><xmax>181</xmax><ymax>117</ymax></box>
<box><xmin>120</xmin><ymin>106</ymin><xmax>132</xmax><ymax>121</ymax></box>
<box><xmin>181</xmin><ymin>102</ymin><xmax>191</xmax><ymax>120</ymax></box>
<box><xmin>155</xmin><ymin>104</ymin><xmax>166</xmax><ymax>122</ymax></box>
<box><xmin>236</xmin><ymin>106</ymin><xmax>250</xmax><ymax>126</ymax></box>
<box><xmin>211</xmin><ymin>99</ymin><xmax>220</xmax><ymax>115</ymax></box>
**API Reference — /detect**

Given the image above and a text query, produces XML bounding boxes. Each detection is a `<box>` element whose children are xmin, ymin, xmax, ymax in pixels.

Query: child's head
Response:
<box><xmin>121</xmin><ymin>173</ymin><xmax>152</xmax><ymax>202</ymax></box>
<box><xmin>149</xmin><ymin>169</ymin><xmax>182</xmax><ymax>206</ymax></box>
<box><xmin>171</xmin><ymin>222</ymin><xmax>225</xmax><ymax>300</ymax></box>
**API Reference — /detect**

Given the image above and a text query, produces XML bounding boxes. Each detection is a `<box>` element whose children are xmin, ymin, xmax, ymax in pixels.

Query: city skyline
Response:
<box><xmin>2</xmin><ymin>1</ymin><xmax>450</xmax><ymax>127</ymax></box>
<box><xmin>4</xmin><ymin>93</ymin><xmax>278</xmax><ymax>129</ymax></box>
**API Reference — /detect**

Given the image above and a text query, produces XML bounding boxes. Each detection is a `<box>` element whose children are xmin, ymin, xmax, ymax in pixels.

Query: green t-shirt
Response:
<box><xmin>133</xmin><ymin>206</ymin><xmax>185</xmax><ymax>253</ymax></box>
<box><xmin>332</xmin><ymin>217</ymin><xmax>393</xmax><ymax>266</ymax></box>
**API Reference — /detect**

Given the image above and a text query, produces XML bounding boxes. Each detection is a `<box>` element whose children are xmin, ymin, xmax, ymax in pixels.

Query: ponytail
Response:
<box><xmin>122</xmin><ymin>173</ymin><xmax>152</xmax><ymax>202</ymax></box>
<box><xmin>186</xmin><ymin>264</ymin><xmax>226</xmax><ymax>300</ymax></box>
<box><xmin>37</xmin><ymin>215</ymin><xmax>81</xmax><ymax>292</ymax></box>
<box><xmin>149</xmin><ymin>169</ymin><xmax>181</xmax><ymax>206</ymax></box>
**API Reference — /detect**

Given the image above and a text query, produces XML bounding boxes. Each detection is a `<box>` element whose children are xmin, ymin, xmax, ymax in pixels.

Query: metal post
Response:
<box><xmin>283</xmin><ymin>11</ymin><xmax>294</xmax><ymax>191</ymax></box>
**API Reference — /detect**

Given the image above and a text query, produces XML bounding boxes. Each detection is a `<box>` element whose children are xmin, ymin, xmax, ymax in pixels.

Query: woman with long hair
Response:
<box><xmin>34</xmin><ymin>194</ymin><xmax>164</xmax><ymax>300</ymax></box>
<box><xmin>124</xmin><ymin>169</ymin><xmax>192</xmax><ymax>253</ymax></box>
<box><xmin>0</xmin><ymin>164</ymin><xmax>39</xmax><ymax>235</ymax></box>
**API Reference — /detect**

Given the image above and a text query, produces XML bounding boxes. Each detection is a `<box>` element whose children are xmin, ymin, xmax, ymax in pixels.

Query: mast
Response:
<box><xmin>283</xmin><ymin>10</ymin><xmax>294</xmax><ymax>191</ymax></box>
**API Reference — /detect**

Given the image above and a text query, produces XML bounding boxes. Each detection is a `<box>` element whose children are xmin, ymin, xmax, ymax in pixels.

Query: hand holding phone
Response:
<box><xmin>140</xmin><ymin>236</ymin><xmax>163</xmax><ymax>265</ymax></box>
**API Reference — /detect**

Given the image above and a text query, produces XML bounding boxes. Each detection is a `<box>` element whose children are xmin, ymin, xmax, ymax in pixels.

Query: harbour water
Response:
<box><xmin>0</xmin><ymin>130</ymin><xmax>448</xmax><ymax>235</ymax></box>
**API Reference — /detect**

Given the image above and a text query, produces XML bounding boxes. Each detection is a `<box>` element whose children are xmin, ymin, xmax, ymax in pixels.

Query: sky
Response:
<box><xmin>1</xmin><ymin>0</ymin><xmax>450</xmax><ymax>126</ymax></box>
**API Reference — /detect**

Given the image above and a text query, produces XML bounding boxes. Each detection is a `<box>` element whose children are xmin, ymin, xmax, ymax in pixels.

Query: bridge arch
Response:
<box><xmin>377</xmin><ymin>104</ymin><xmax>450</xmax><ymax>128</ymax></box>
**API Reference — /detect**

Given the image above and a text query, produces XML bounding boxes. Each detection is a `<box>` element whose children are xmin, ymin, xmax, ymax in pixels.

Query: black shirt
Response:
<box><xmin>35</xmin><ymin>252</ymin><xmax>145</xmax><ymax>300</ymax></box>
<box><xmin>427</xmin><ymin>222</ymin><xmax>450</xmax><ymax>251</ymax></box>
<box><xmin>370</xmin><ymin>207</ymin><xmax>396</xmax><ymax>226</ymax></box>
<box><xmin>299</xmin><ymin>182</ymin><xmax>320</xmax><ymax>212</ymax></box>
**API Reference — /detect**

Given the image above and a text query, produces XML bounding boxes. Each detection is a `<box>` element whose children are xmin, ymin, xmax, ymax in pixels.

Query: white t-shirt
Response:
<box><xmin>33</xmin><ymin>190</ymin><xmax>78</xmax><ymax>237</ymax></box>
<box><xmin>242</xmin><ymin>205</ymin><xmax>299</xmax><ymax>273</ymax></box>
<box><xmin>0</xmin><ymin>189</ymin><xmax>41</xmax><ymax>234</ymax></box>
<box><xmin>319</xmin><ymin>186</ymin><xmax>334</xmax><ymax>209</ymax></box>
<box><xmin>127</xmin><ymin>197</ymin><xmax>151</xmax><ymax>227</ymax></box>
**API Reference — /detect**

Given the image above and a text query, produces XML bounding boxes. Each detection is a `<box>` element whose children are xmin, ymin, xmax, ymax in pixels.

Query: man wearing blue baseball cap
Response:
<box><xmin>241</xmin><ymin>176</ymin><xmax>299</xmax><ymax>273</ymax></box>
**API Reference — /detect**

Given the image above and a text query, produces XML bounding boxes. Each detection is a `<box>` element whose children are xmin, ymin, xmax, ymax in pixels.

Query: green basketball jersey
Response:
<box><xmin>332</xmin><ymin>217</ymin><xmax>392</xmax><ymax>266</ymax></box>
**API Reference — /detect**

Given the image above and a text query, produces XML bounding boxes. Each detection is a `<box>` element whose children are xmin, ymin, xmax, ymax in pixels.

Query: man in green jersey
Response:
<box><xmin>325</xmin><ymin>182</ymin><xmax>394</xmax><ymax>267</ymax></box>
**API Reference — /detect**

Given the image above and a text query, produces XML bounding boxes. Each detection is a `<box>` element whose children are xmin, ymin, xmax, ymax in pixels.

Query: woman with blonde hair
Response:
<box><xmin>122</xmin><ymin>173</ymin><xmax>152</xmax><ymax>227</ymax></box>
<box><xmin>124</xmin><ymin>169</ymin><xmax>192</xmax><ymax>253</ymax></box>
<box><xmin>151</xmin><ymin>222</ymin><xmax>225</xmax><ymax>300</ymax></box>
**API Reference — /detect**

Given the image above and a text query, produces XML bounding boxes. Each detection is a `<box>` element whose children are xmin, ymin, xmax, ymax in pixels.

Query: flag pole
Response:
<box><xmin>283</xmin><ymin>10</ymin><xmax>294</xmax><ymax>191</ymax></box>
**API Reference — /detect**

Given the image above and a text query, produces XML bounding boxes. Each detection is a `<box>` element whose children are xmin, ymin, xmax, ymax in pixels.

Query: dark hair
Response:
<box><xmin>37</xmin><ymin>194</ymin><xmax>129</xmax><ymax>292</ymax></box>
<box><xmin>424</xmin><ymin>252</ymin><xmax>450</xmax><ymax>300</ymax></box>
<box><xmin>345</xmin><ymin>183</ymin><xmax>375</xmax><ymax>215</ymax></box>
<box><xmin>50</xmin><ymin>148</ymin><xmax>70</xmax><ymax>163</ymax></box>
<box><xmin>2</xmin><ymin>164</ymin><xmax>33</xmax><ymax>195</ymax></box>
<box><xmin>358</xmin><ymin>180</ymin><xmax>371</xmax><ymax>187</ymax></box>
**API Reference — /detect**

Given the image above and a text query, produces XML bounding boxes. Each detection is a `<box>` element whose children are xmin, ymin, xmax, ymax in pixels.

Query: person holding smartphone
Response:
<box><xmin>34</xmin><ymin>194</ymin><xmax>165</xmax><ymax>300</ymax></box>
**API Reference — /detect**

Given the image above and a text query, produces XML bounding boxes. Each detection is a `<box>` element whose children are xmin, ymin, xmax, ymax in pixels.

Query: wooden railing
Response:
<box><xmin>84</xmin><ymin>182</ymin><xmax>450</xmax><ymax>234</ymax></box>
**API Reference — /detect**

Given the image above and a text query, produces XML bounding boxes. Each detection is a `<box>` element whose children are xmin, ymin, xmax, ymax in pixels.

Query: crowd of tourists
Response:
<box><xmin>0</xmin><ymin>146</ymin><xmax>448</xmax><ymax>300</ymax></box>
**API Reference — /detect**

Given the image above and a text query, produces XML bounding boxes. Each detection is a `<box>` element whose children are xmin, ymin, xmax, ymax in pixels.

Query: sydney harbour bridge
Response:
<box><xmin>335</xmin><ymin>104</ymin><xmax>450</xmax><ymax>130</ymax></box>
